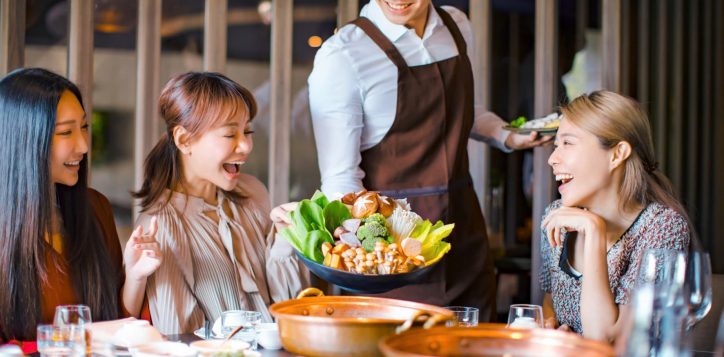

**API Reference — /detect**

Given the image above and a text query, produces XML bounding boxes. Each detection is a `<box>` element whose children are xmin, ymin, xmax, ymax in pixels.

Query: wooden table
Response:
<box><xmin>167</xmin><ymin>334</ymin><xmax>297</xmax><ymax>357</ymax></box>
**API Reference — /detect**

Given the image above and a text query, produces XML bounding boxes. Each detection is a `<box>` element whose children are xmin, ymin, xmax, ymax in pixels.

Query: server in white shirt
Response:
<box><xmin>308</xmin><ymin>0</ymin><xmax>550</xmax><ymax>320</ymax></box>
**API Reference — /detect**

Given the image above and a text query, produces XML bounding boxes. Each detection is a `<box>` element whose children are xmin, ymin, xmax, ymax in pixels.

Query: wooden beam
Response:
<box><xmin>204</xmin><ymin>0</ymin><xmax>227</xmax><ymax>72</ymax></box>
<box><xmin>637</xmin><ymin>0</ymin><xmax>650</xmax><ymax>111</ymax></box>
<box><xmin>67</xmin><ymin>0</ymin><xmax>94</xmax><ymax>167</ymax></box>
<box><xmin>531</xmin><ymin>0</ymin><xmax>558</xmax><ymax>305</ymax></box>
<box><xmin>686</xmin><ymin>0</ymin><xmax>700</xmax><ymax>223</ymax></box>
<box><xmin>654</xmin><ymin>0</ymin><xmax>668</xmax><ymax>171</ymax></box>
<box><xmin>602</xmin><ymin>0</ymin><xmax>622</xmax><ymax>91</ymax></box>
<box><xmin>468</xmin><ymin>0</ymin><xmax>492</xmax><ymax>221</ymax></box>
<box><xmin>133</xmin><ymin>0</ymin><xmax>162</xmax><ymax>220</ymax></box>
<box><xmin>337</xmin><ymin>0</ymin><xmax>358</xmax><ymax>28</ymax></box>
<box><xmin>269</xmin><ymin>0</ymin><xmax>293</xmax><ymax>206</ymax></box>
<box><xmin>669</xmin><ymin>0</ymin><xmax>683</xmax><ymax>193</ymax></box>
<box><xmin>712</xmin><ymin>0</ymin><xmax>724</xmax><ymax>271</ymax></box>
<box><xmin>0</xmin><ymin>0</ymin><xmax>25</xmax><ymax>75</ymax></box>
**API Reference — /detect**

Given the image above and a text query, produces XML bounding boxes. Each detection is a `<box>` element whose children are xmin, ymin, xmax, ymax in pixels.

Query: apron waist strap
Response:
<box><xmin>377</xmin><ymin>176</ymin><xmax>472</xmax><ymax>199</ymax></box>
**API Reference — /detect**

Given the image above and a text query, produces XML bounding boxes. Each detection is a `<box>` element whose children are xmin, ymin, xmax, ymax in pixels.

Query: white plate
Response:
<box><xmin>193</xmin><ymin>327</ymin><xmax>225</xmax><ymax>340</ymax></box>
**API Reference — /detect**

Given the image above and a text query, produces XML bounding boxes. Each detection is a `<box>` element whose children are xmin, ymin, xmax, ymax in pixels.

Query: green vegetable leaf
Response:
<box><xmin>310</xmin><ymin>190</ymin><xmax>329</xmax><ymax>209</ymax></box>
<box><xmin>280</xmin><ymin>227</ymin><xmax>303</xmax><ymax>253</ymax></box>
<box><xmin>297</xmin><ymin>199</ymin><xmax>326</xmax><ymax>232</ymax></box>
<box><xmin>304</xmin><ymin>230</ymin><xmax>334</xmax><ymax>263</ymax></box>
<box><xmin>323</xmin><ymin>200</ymin><xmax>352</xmax><ymax>234</ymax></box>
<box><xmin>511</xmin><ymin>116</ymin><xmax>527</xmax><ymax>128</ymax></box>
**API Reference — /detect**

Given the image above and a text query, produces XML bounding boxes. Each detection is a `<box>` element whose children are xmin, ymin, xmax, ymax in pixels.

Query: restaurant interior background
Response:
<box><xmin>7</xmin><ymin>0</ymin><xmax>723</xmax><ymax>323</ymax></box>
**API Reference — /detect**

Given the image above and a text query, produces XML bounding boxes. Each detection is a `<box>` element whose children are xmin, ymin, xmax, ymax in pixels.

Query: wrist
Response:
<box><xmin>125</xmin><ymin>268</ymin><xmax>149</xmax><ymax>284</ymax></box>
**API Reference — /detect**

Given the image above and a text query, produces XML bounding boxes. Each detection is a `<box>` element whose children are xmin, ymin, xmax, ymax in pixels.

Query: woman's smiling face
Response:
<box><xmin>181</xmin><ymin>108</ymin><xmax>254</xmax><ymax>192</ymax></box>
<box><xmin>50</xmin><ymin>90</ymin><xmax>88</xmax><ymax>186</ymax></box>
<box><xmin>548</xmin><ymin>117</ymin><xmax>614</xmax><ymax>208</ymax></box>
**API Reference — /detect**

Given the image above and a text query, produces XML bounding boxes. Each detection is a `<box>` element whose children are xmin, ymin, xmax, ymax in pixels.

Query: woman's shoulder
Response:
<box><xmin>633</xmin><ymin>202</ymin><xmax>690</xmax><ymax>250</ymax></box>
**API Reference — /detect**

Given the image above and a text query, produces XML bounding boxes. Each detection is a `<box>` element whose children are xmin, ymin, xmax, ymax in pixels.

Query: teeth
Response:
<box><xmin>64</xmin><ymin>161</ymin><xmax>80</xmax><ymax>166</ymax></box>
<box><xmin>386</xmin><ymin>1</ymin><xmax>411</xmax><ymax>10</ymax></box>
<box><xmin>555</xmin><ymin>174</ymin><xmax>574</xmax><ymax>182</ymax></box>
<box><xmin>226</xmin><ymin>161</ymin><xmax>245</xmax><ymax>165</ymax></box>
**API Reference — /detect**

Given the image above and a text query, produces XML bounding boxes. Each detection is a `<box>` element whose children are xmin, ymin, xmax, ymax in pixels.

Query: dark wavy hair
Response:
<box><xmin>0</xmin><ymin>68</ymin><xmax>120</xmax><ymax>341</ymax></box>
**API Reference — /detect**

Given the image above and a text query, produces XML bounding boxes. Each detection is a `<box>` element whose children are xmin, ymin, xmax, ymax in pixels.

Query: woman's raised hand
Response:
<box><xmin>124</xmin><ymin>216</ymin><xmax>162</xmax><ymax>281</ymax></box>
<box><xmin>270</xmin><ymin>202</ymin><xmax>298</xmax><ymax>232</ymax></box>
<box><xmin>541</xmin><ymin>206</ymin><xmax>605</xmax><ymax>248</ymax></box>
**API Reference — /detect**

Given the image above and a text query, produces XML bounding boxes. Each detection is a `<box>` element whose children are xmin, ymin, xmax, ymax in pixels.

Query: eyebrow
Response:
<box><xmin>55</xmin><ymin>115</ymin><xmax>87</xmax><ymax>126</ymax></box>
<box><xmin>556</xmin><ymin>133</ymin><xmax>578</xmax><ymax>139</ymax></box>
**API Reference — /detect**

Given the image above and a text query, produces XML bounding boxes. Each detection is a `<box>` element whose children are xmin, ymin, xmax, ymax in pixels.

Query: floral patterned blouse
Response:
<box><xmin>539</xmin><ymin>200</ymin><xmax>690</xmax><ymax>334</ymax></box>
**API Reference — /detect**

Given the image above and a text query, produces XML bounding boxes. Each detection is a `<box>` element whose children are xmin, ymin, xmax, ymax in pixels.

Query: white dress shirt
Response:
<box><xmin>308</xmin><ymin>1</ymin><xmax>512</xmax><ymax>197</ymax></box>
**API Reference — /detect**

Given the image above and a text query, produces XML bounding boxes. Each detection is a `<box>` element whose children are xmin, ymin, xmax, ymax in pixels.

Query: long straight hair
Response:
<box><xmin>133</xmin><ymin>72</ymin><xmax>257</xmax><ymax>211</ymax></box>
<box><xmin>0</xmin><ymin>68</ymin><xmax>119</xmax><ymax>341</ymax></box>
<box><xmin>560</xmin><ymin>91</ymin><xmax>698</xmax><ymax>248</ymax></box>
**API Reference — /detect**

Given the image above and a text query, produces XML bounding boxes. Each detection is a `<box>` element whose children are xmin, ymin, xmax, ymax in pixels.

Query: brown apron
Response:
<box><xmin>351</xmin><ymin>8</ymin><xmax>497</xmax><ymax>321</ymax></box>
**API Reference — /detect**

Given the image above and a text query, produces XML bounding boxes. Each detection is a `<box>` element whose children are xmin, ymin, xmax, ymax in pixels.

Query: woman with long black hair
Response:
<box><xmin>0</xmin><ymin>68</ymin><xmax>162</xmax><ymax>346</ymax></box>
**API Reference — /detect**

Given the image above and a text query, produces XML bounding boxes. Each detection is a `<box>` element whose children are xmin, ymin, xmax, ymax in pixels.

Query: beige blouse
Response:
<box><xmin>136</xmin><ymin>174</ymin><xmax>309</xmax><ymax>335</ymax></box>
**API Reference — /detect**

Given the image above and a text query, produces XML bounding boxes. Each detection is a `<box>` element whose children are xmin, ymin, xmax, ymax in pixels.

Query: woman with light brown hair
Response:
<box><xmin>539</xmin><ymin>90</ymin><xmax>692</xmax><ymax>342</ymax></box>
<box><xmin>133</xmin><ymin>72</ymin><xmax>308</xmax><ymax>335</ymax></box>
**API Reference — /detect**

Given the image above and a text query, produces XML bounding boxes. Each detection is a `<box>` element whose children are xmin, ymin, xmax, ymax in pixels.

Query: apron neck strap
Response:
<box><xmin>351</xmin><ymin>17</ymin><xmax>408</xmax><ymax>70</ymax></box>
<box><xmin>434</xmin><ymin>6</ymin><xmax>467</xmax><ymax>57</ymax></box>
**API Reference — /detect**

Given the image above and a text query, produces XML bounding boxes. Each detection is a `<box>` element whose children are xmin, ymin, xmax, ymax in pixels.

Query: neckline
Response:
<box><xmin>558</xmin><ymin>204</ymin><xmax>650</xmax><ymax>280</ymax></box>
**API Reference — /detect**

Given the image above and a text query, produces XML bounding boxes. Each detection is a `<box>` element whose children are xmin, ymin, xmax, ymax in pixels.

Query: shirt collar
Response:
<box><xmin>361</xmin><ymin>1</ymin><xmax>445</xmax><ymax>43</ymax></box>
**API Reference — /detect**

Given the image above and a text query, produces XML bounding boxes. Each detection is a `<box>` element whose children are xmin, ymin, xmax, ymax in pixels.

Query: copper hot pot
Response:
<box><xmin>269</xmin><ymin>288</ymin><xmax>454</xmax><ymax>357</ymax></box>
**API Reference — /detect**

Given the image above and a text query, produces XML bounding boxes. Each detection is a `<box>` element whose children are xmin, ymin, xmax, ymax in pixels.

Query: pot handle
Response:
<box><xmin>395</xmin><ymin>311</ymin><xmax>453</xmax><ymax>334</ymax></box>
<box><xmin>296</xmin><ymin>287</ymin><xmax>325</xmax><ymax>299</ymax></box>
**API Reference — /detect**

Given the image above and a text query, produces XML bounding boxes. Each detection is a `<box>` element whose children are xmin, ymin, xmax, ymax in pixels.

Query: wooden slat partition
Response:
<box><xmin>133</xmin><ymin>0</ymin><xmax>162</xmax><ymax>220</ymax></box>
<box><xmin>669</xmin><ymin>0</ymin><xmax>683</xmax><ymax>192</ymax></box>
<box><xmin>637</xmin><ymin>0</ymin><xmax>649</xmax><ymax>112</ymax></box>
<box><xmin>531</xmin><ymin>0</ymin><xmax>558</xmax><ymax>305</ymax></box>
<box><xmin>337</xmin><ymin>0</ymin><xmax>358</xmax><ymax>27</ymax></box>
<box><xmin>686</xmin><ymin>0</ymin><xmax>700</xmax><ymax>221</ymax></box>
<box><xmin>602</xmin><ymin>0</ymin><xmax>621</xmax><ymax>91</ymax></box>
<box><xmin>712</xmin><ymin>0</ymin><xmax>724</xmax><ymax>271</ymax></box>
<box><xmin>0</xmin><ymin>0</ymin><xmax>25</xmax><ymax>75</ymax></box>
<box><xmin>68</xmin><ymin>0</ymin><xmax>94</xmax><ymax>166</ymax></box>
<box><xmin>468</xmin><ymin>0</ymin><xmax>492</xmax><ymax>219</ymax></box>
<box><xmin>204</xmin><ymin>0</ymin><xmax>228</xmax><ymax>72</ymax></box>
<box><xmin>269</xmin><ymin>0</ymin><xmax>293</xmax><ymax>206</ymax></box>
<box><xmin>700</xmin><ymin>0</ymin><xmax>713</xmax><ymax>256</ymax></box>
<box><xmin>654</xmin><ymin>0</ymin><xmax>667</xmax><ymax>172</ymax></box>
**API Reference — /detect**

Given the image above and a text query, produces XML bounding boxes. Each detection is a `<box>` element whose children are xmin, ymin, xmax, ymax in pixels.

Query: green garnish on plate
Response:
<box><xmin>510</xmin><ymin>116</ymin><xmax>527</xmax><ymax>128</ymax></box>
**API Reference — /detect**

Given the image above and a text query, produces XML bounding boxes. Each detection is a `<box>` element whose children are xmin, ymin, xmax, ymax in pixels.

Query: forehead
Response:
<box><xmin>56</xmin><ymin>90</ymin><xmax>85</xmax><ymax>119</ymax></box>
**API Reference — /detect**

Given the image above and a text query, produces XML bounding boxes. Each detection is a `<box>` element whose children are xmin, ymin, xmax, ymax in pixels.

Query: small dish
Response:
<box><xmin>113</xmin><ymin>320</ymin><xmax>164</xmax><ymax>348</ymax></box>
<box><xmin>189</xmin><ymin>340</ymin><xmax>250</xmax><ymax>356</ymax></box>
<box><xmin>130</xmin><ymin>341</ymin><xmax>196</xmax><ymax>357</ymax></box>
<box><xmin>256</xmin><ymin>322</ymin><xmax>282</xmax><ymax>350</ymax></box>
<box><xmin>502</xmin><ymin>125</ymin><xmax>558</xmax><ymax>135</ymax></box>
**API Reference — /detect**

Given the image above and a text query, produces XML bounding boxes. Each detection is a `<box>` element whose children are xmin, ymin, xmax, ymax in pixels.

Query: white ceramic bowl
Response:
<box><xmin>256</xmin><ymin>322</ymin><xmax>282</xmax><ymax>350</ymax></box>
<box><xmin>130</xmin><ymin>341</ymin><xmax>196</xmax><ymax>357</ymax></box>
<box><xmin>113</xmin><ymin>320</ymin><xmax>164</xmax><ymax>348</ymax></box>
<box><xmin>189</xmin><ymin>339</ymin><xmax>250</xmax><ymax>356</ymax></box>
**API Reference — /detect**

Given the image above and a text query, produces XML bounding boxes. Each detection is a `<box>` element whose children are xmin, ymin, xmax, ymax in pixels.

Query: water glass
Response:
<box><xmin>54</xmin><ymin>305</ymin><xmax>92</xmax><ymax>354</ymax></box>
<box><xmin>37</xmin><ymin>324</ymin><xmax>85</xmax><ymax>357</ymax></box>
<box><xmin>221</xmin><ymin>310</ymin><xmax>262</xmax><ymax>350</ymax></box>
<box><xmin>444</xmin><ymin>306</ymin><xmax>479</xmax><ymax>327</ymax></box>
<box><xmin>507</xmin><ymin>304</ymin><xmax>543</xmax><ymax>329</ymax></box>
<box><xmin>684</xmin><ymin>251</ymin><xmax>712</xmax><ymax>330</ymax></box>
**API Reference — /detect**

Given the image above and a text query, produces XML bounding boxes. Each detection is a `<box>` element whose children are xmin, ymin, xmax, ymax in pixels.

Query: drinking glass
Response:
<box><xmin>444</xmin><ymin>306</ymin><xmax>479</xmax><ymax>327</ymax></box>
<box><xmin>221</xmin><ymin>310</ymin><xmax>262</xmax><ymax>350</ymax></box>
<box><xmin>507</xmin><ymin>304</ymin><xmax>543</xmax><ymax>329</ymax></box>
<box><xmin>683</xmin><ymin>251</ymin><xmax>712</xmax><ymax>330</ymax></box>
<box><xmin>637</xmin><ymin>249</ymin><xmax>687</xmax><ymax>310</ymax></box>
<box><xmin>54</xmin><ymin>305</ymin><xmax>92</xmax><ymax>354</ymax></box>
<box><xmin>37</xmin><ymin>324</ymin><xmax>85</xmax><ymax>357</ymax></box>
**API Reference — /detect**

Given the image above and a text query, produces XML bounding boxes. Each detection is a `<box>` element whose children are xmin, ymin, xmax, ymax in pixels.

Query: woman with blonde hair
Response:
<box><xmin>540</xmin><ymin>90</ymin><xmax>691</xmax><ymax>342</ymax></box>
<box><xmin>134</xmin><ymin>72</ymin><xmax>308</xmax><ymax>335</ymax></box>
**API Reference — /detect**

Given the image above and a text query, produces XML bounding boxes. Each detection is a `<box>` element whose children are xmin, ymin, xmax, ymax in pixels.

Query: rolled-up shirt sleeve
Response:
<box><xmin>308</xmin><ymin>40</ymin><xmax>366</xmax><ymax>197</ymax></box>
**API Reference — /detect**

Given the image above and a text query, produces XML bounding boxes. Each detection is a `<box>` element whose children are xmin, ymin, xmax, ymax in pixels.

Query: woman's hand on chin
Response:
<box><xmin>124</xmin><ymin>216</ymin><xmax>163</xmax><ymax>281</ymax></box>
<box><xmin>542</xmin><ymin>206</ymin><xmax>606</xmax><ymax>248</ymax></box>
